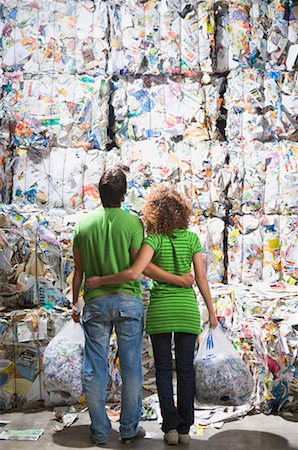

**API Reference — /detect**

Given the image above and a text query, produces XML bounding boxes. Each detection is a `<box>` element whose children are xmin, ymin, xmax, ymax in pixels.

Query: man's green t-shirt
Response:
<box><xmin>73</xmin><ymin>208</ymin><xmax>144</xmax><ymax>301</ymax></box>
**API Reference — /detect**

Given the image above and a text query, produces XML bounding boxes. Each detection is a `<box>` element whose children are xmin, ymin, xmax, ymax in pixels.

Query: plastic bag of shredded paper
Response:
<box><xmin>194</xmin><ymin>326</ymin><xmax>253</xmax><ymax>406</ymax></box>
<box><xmin>43</xmin><ymin>321</ymin><xmax>85</xmax><ymax>398</ymax></box>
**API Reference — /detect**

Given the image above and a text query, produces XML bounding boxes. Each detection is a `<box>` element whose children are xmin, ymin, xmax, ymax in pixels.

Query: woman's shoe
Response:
<box><xmin>164</xmin><ymin>429</ymin><xmax>179</xmax><ymax>445</ymax></box>
<box><xmin>179</xmin><ymin>433</ymin><xmax>190</xmax><ymax>444</ymax></box>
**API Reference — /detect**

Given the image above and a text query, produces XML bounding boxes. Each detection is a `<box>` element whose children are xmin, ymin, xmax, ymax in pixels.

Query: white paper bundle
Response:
<box><xmin>1</xmin><ymin>74</ymin><xmax>109</xmax><ymax>150</ymax></box>
<box><xmin>112</xmin><ymin>76</ymin><xmax>223</xmax><ymax>145</ymax></box>
<box><xmin>1</xmin><ymin>0</ymin><xmax>108</xmax><ymax>75</ymax></box>
<box><xmin>12</xmin><ymin>147</ymin><xmax>86</xmax><ymax>209</ymax></box>
<box><xmin>108</xmin><ymin>0</ymin><xmax>215</xmax><ymax>76</ymax></box>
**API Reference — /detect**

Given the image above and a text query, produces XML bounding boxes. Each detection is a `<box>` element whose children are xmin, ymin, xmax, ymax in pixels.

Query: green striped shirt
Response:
<box><xmin>144</xmin><ymin>230</ymin><xmax>202</xmax><ymax>335</ymax></box>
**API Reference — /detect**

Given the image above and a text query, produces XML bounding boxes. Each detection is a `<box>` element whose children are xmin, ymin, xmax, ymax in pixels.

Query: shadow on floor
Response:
<box><xmin>52</xmin><ymin>426</ymin><xmax>297</xmax><ymax>450</ymax></box>
<box><xmin>207</xmin><ymin>429</ymin><xmax>298</xmax><ymax>450</ymax></box>
<box><xmin>280</xmin><ymin>413</ymin><xmax>298</xmax><ymax>423</ymax></box>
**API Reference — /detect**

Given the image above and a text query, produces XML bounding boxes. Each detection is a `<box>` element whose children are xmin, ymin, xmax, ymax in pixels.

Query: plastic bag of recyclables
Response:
<box><xmin>194</xmin><ymin>325</ymin><xmax>254</xmax><ymax>406</ymax></box>
<box><xmin>43</xmin><ymin>320</ymin><xmax>85</xmax><ymax>399</ymax></box>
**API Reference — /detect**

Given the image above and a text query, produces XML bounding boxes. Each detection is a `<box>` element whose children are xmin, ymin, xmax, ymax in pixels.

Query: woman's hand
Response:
<box><xmin>72</xmin><ymin>304</ymin><xmax>81</xmax><ymax>323</ymax></box>
<box><xmin>179</xmin><ymin>273</ymin><xmax>195</xmax><ymax>288</ymax></box>
<box><xmin>86</xmin><ymin>276</ymin><xmax>102</xmax><ymax>290</ymax></box>
<box><xmin>209</xmin><ymin>313</ymin><xmax>218</xmax><ymax>329</ymax></box>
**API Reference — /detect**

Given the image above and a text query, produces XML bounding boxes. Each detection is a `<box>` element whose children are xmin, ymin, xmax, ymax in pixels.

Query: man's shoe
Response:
<box><xmin>91</xmin><ymin>437</ymin><xmax>108</xmax><ymax>446</ymax></box>
<box><xmin>179</xmin><ymin>433</ymin><xmax>190</xmax><ymax>444</ymax></box>
<box><xmin>164</xmin><ymin>429</ymin><xmax>178</xmax><ymax>445</ymax></box>
<box><xmin>121</xmin><ymin>426</ymin><xmax>146</xmax><ymax>444</ymax></box>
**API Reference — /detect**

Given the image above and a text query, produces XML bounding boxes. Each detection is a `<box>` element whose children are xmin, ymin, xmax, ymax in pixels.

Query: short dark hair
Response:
<box><xmin>99</xmin><ymin>167</ymin><xmax>127</xmax><ymax>207</ymax></box>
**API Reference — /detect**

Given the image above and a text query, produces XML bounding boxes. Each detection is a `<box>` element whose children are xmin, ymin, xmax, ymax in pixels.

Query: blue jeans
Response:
<box><xmin>82</xmin><ymin>294</ymin><xmax>144</xmax><ymax>443</ymax></box>
<box><xmin>151</xmin><ymin>332</ymin><xmax>197</xmax><ymax>434</ymax></box>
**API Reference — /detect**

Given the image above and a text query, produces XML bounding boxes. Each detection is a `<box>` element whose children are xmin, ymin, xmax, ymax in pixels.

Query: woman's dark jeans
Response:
<box><xmin>150</xmin><ymin>332</ymin><xmax>197</xmax><ymax>434</ymax></box>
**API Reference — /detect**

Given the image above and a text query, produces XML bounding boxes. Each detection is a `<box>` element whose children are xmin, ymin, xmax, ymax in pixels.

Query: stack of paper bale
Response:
<box><xmin>0</xmin><ymin>0</ymin><xmax>297</xmax><ymax>413</ymax></box>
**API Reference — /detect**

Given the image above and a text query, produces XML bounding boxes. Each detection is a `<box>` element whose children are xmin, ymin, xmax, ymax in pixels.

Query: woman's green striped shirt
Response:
<box><xmin>144</xmin><ymin>229</ymin><xmax>202</xmax><ymax>335</ymax></box>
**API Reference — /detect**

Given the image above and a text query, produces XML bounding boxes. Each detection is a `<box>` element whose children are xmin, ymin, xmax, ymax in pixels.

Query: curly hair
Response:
<box><xmin>142</xmin><ymin>187</ymin><xmax>192</xmax><ymax>236</ymax></box>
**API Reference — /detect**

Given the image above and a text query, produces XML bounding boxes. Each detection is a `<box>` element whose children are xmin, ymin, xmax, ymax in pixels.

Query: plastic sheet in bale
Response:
<box><xmin>215</xmin><ymin>1</ymin><xmax>298</xmax><ymax>71</ymax></box>
<box><xmin>278</xmin><ymin>141</ymin><xmax>298</xmax><ymax>213</ymax></box>
<box><xmin>0</xmin><ymin>72</ymin><xmax>52</xmax><ymax>149</ymax></box>
<box><xmin>266</xmin><ymin>0</ymin><xmax>298</xmax><ymax>71</ymax></box>
<box><xmin>226</xmin><ymin>141</ymin><xmax>245</xmax><ymax>213</ymax></box>
<box><xmin>2</xmin><ymin>2</ymin><xmax>39</xmax><ymax>72</ymax></box>
<box><xmin>227</xmin><ymin>141</ymin><xmax>267</xmax><ymax>215</ymax></box>
<box><xmin>261</xmin><ymin>215</ymin><xmax>282</xmax><ymax>283</ymax></box>
<box><xmin>50</xmin><ymin>75</ymin><xmax>109</xmax><ymax>149</ymax></box>
<box><xmin>242</xmin><ymin>141</ymin><xmax>266</xmax><ymax>214</ymax></box>
<box><xmin>108</xmin><ymin>0</ymin><xmax>161</xmax><ymax>76</ymax></box>
<box><xmin>73</xmin><ymin>0</ymin><xmax>108</xmax><ymax>75</ymax></box>
<box><xmin>108</xmin><ymin>0</ymin><xmax>216</xmax><ymax>76</ymax></box>
<box><xmin>0</xmin><ymin>123</ymin><xmax>13</xmax><ymax>204</ymax></box>
<box><xmin>231</xmin><ymin>288</ymin><xmax>298</xmax><ymax>412</ymax></box>
<box><xmin>0</xmin><ymin>209</ymin><xmax>39</xmax><ymax>310</ymax></box>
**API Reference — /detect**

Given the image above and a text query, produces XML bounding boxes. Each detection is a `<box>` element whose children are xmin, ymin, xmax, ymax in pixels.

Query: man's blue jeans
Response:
<box><xmin>82</xmin><ymin>294</ymin><xmax>144</xmax><ymax>443</ymax></box>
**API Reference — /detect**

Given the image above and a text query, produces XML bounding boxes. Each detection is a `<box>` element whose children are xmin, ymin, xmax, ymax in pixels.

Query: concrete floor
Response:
<box><xmin>0</xmin><ymin>409</ymin><xmax>297</xmax><ymax>450</ymax></box>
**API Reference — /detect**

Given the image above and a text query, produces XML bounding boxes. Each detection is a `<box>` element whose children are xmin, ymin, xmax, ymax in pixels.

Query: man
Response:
<box><xmin>72</xmin><ymin>167</ymin><xmax>194</xmax><ymax>445</ymax></box>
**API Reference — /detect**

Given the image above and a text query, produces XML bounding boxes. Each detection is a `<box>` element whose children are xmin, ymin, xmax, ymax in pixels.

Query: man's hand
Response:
<box><xmin>72</xmin><ymin>304</ymin><xmax>81</xmax><ymax>323</ymax></box>
<box><xmin>179</xmin><ymin>273</ymin><xmax>195</xmax><ymax>288</ymax></box>
<box><xmin>86</xmin><ymin>276</ymin><xmax>102</xmax><ymax>290</ymax></box>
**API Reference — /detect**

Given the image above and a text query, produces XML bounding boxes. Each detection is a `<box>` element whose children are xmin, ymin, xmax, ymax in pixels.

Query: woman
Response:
<box><xmin>86</xmin><ymin>187</ymin><xmax>218</xmax><ymax>445</ymax></box>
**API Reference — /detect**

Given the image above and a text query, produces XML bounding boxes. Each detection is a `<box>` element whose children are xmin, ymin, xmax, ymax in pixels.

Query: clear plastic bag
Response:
<box><xmin>194</xmin><ymin>326</ymin><xmax>253</xmax><ymax>406</ymax></box>
<box><xmin>43</xmin><ymin>320</ymin><xmax>85</xmax><ymax>398</ymax></box>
